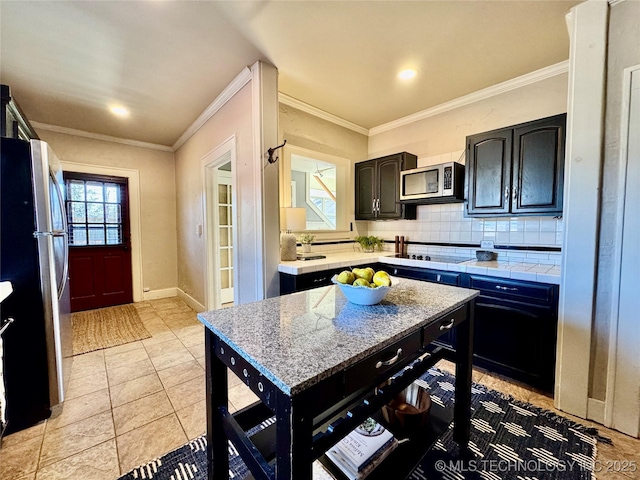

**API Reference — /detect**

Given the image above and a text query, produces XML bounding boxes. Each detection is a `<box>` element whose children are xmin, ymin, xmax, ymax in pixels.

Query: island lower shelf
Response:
<box><xmin>238</xmin><ymin>395</ymin><xmax>453</xmax><ymax>480</ymax></box>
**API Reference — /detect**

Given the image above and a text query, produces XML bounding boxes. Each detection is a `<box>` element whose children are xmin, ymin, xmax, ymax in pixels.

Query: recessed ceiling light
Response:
<box><xmin>398</xmin><ymin>69</ymin><xmax>417</xmax><ymax>80</ymax></box>
<box><xmin>110</xmin><ymin>106</ymin><xmax>129</xmax><ymax>117</ymax></box>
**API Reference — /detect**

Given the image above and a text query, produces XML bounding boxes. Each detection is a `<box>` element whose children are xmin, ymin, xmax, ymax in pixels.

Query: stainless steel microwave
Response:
<box><xmin>399</xmin><ymin>162</ymin><xmax>465</xmax><ymax>204</ymax></box>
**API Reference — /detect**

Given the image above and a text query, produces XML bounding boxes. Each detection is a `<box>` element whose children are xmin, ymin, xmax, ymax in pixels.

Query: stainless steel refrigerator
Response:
<box><xmin>0</xmin><ymin>137</ymin><xmax>72</xmax><ymax>434</ymax></box>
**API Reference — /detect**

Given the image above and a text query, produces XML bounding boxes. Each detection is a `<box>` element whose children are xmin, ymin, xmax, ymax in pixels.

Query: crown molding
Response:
<box><xmin>172</xmin><ymin>67</ymin><xmax>253</xmax><ymax>151</ymax></box>
<box><xmin>369</xmin><ymin>60</ymin><xmax>570</xmax><ymax>136</ymax></box>
<box><xmin>31</xmin><ymin>122</ymin><xmax>173</xmax><ymax>152</ymax></box>
<box><xmin>608</xmin><ymin>0</ymin><xmax>626</xmax><ymax>6</ymax></box>
<box><xmin>278</xmin><ymin>93</ymin><xmax>369</xmax><ymax>136</ymax></box>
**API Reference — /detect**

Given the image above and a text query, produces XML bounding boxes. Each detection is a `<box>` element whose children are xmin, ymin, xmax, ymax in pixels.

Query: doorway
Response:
<box><xmin>64</xmin><ymin>172</ymin><xmax>133</xmax><ymax>312</ymax></box>
<box><xmin>203</xmin><ymin>137</ymin><xmax>237</xmax><ymax>310</ymax></box>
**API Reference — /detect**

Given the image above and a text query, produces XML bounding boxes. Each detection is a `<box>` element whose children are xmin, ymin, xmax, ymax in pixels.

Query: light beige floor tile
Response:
<box><xmin>228</xmin><ymin>383</ymin><xmax>260</xmax><ymax>411</ymax></box>
<box><xmin>173</xmin><ymin>324</ymin><xmax>203</xmax><ymax>344</ymax></box>
<box><xmin>195</xmin><ymin>356</ymin><xmax>206</xmax><ymax>369</ymax></box>
<box><xmin>144</xmin><ymin>339</ymin><xmax>190</xmax><ymax>360</ymax></box>
<box><xmin>116</xmin><ymin>414</ymin><xmax>187</xmax><ymax>473</ymax></box>
<box><xmin>176</xmin><ymin>399</ymin><xmax>206</xmax><ymax>440</ymax></box>
<box><xmin>149</xmin><ymin>299</ymin><xmax>180</xmax><ymax>310</ymax></box>
<box><xmin>166</xmin><ymin>374</ymin><xmax>205</xmax><ymax>411</ymax></box>
<box><xmin>46</xmin><ymin>389</ymin><xmax>111</xmax><ymax>431</ymax></box>
<box><xmin>35</xmin><ymin>439</ymin><xmax>119</xmax><ymax>480</ymax></box>
<box><xmin>39</xmin><ymin>411</ymin><xmax>114</xmax><ymax>467</ymax></box>
<box><xmin>65</xmin><ymin>370</ymin><xmax>108</xmax><ymax>401</ymax></box>
<box><xmin>106</xmin><ymin>358</ymin><xmax>155</xmax><ymax>386</ymax></box>
<box><xmin>14</xmin><ymin>473</ymin><xmax>36</xmax><ymax>480</ymax></box>
<box><xmin>185</xmin><ymin>342</ymin><xmax>205</xmax><ymax>359</ymax></box>
<box><xmin>155</xmin><ymin>307</ymin><xmax>186</xmax><ymax>319</ymax></box>
<box><xmin>103</xmin><ymin>340</ymin><xmax>145</xmax><ymax>358</ymax></box>
<box><xmin>0</xmin><ymin>435</ymin><xmax>42</xmax><ymax>479</ymax></box>
<box><xmin>104</xmin><ymin>348</ymin><xmax>150</xmax><ymax>371</ymax></box>
<box><xmin>149</xmin><ymin>348</ymin><xmax>195</xmax><ymax>371</ymax></box>
<box><xmin>112</xmin><ymin>390</ymin><xmax>174</xmax><ymax>435</ymax></box>
<box><xmin>228</xmin><ymin>369</ymin><xmax>244</xmax><ymax>388</ymax></box>
<box><xmin>477</xmin><ymin>372</ymin><xmax>533</xmax><ymax>403</ymax></box>
<box><xmin>1</xmin><ymin>421</ymin><xmax>46</xmax><ymax>448</ymax></box>
<box><xmin>156</xmin><ymin>359</ymin><xmax>204</xmax><ymax>389</ymax></box>
<box><xmin>69</xmin><ymin>352</ymin><xmax>105</xmax><ymax>381</ymax></box>
<box><xmin>109</xmin><ymin>372</ymin><xmax>164</xmax><ymax>408</ymax></box>
<box><xmin>141</xmin><ymin>330</ymin><xmax>177</xmax><ymax>347</ymax></box>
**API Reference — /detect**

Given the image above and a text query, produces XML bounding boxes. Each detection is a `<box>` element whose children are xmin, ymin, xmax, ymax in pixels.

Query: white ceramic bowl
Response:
<box><xmin>331</xmin><ymin>274</ymin><xmax>396</xmax><ymax>305</ymax></box>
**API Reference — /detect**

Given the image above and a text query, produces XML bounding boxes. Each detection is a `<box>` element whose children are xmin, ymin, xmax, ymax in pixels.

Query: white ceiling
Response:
<box><xmin>0</xmin><ymin>1</ymin><xmax>580</xmax><ymax>147</ymax></box>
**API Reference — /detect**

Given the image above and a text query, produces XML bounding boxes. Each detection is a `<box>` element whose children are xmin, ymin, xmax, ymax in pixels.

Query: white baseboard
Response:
<box><xmin>177</xmin><ymin>288</ymin><xmax>206</xmax><ymax>313</ymax></box>
<box><xmin>142</xmin><ymin>287</ymin><xmax>178</xmax><ymax>301</ymax></box>
<box><xmin>587</xmin><ymin>398</ymin><xmax>606</xmax><ymax>425</ymax></box>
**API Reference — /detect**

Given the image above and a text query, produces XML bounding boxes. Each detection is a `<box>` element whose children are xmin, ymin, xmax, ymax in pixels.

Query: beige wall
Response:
<box><xmin>279</xmin><ymin>104</ymin><xmax>368</xmax><ymax>162</ymax></box>
<box><xmin>36</xmin><ymin>129</ymin><xmax>178</xmax><ymax>293</ymax></box>
<box><xmin>174</xmin><ymin>83</ymin><xmax>254</xmax><ymax>306</ymax></box>
<box><xmin>368</xmin><ymin>73</ymin><xmax>568</xmax><ymax>159</ymax></box>
<box><xmin>279</xmin><ymin>103</ymin><xmax>369</xmax><ymax>238</ymax></box>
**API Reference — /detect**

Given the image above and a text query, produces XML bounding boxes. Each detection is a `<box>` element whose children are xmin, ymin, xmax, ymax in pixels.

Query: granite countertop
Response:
<box><xmin>279</xmin><ymin>252</ymin><xmax>560</xmax><ymax>285</ymax></box>
<box><xmin>198</xmin><ymin>278</ymin><xmax>478</xmax><ymax>396</ymax></box>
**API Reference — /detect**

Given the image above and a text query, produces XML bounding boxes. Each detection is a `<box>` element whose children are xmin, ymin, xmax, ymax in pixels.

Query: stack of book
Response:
<box><xmin>325</xmin><ymin>418</ymin><xmax>398</xmax><ymax>479</ymax></box>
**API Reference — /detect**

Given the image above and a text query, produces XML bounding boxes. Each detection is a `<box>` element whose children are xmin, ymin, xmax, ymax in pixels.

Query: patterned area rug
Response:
<box><xmin>118</xmin><ymin>368</ymin><xmax>600</xmax><ymax>480</ymax></box>
<box><xmin>72</xmin><ymin>304</ymin><xmax>151</xmax><ymax>355</ymax></box>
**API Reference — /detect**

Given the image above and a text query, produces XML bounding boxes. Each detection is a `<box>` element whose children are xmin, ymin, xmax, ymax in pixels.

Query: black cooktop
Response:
<box><xmin>394</xmin><ymin>254</ymin><xmax>472</xmax><ymax>264</ymax></box>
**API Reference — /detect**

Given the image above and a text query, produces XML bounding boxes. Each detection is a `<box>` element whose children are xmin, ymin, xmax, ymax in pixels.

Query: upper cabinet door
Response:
<box><xmin>355</xmin><ymin>160</ymin><xmax>376</xmax><ymax>220</ymax></box>
<box><xmin>512</xmin><ymin>114</ymin><xmax>566</xmax><ymax>215</ymax></box>
<box><xmin>466</xmin><ymin>128</ymin><xmax>513</xmax><ymax>216</ymax></box>
<box><xmin>376</xmin><ymin>155</ymin><xmax>403</xmax><ymax>219</ymax></box>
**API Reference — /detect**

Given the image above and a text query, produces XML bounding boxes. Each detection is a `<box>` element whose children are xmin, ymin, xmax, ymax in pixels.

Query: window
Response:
<box><xmin>64</xmin><ymin>174</ymin><xmax>128</xmax><ymax>246</ymax></box>
<box><xmin>281</xmin><ymin>144</ymin><xmax>351</xmax><ymax>233</ymax></box>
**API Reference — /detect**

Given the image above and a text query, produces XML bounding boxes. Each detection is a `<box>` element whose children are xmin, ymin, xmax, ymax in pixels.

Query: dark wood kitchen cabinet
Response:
<box><xmin>355</xmin><ymin>152</ymin><xmax>417</xmax><ymax>220</ymax></box>
<box><xmin>466</xmin><ymin>114</ymin><xmax>566</xmax><ymax>217</ymax></box>
<box><xmin>462</xmin><ymin>275</ymin><xmax>559</xmax><ymax>392</ymax></box>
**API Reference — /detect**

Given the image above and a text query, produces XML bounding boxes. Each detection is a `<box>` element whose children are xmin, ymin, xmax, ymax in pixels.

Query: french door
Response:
<box><xmin>64</xmin><ymin>172</ymin><xmax>132</xmax><ymax>312</ymax></box>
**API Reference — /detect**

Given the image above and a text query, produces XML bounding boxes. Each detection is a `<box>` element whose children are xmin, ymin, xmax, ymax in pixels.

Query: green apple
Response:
<box><xmin>353</xmin><ymin>267</ymin><xmax>374</xmax><ymax>283</ymax></box>
<box><xmin>336</xmin><ymin>270</ymin><xmax>355</xmax><ymax>285</ymax></box>
<box><xmin>353</xmin><ymin>278</ymin><xmax>371</xmax><ymax>287</ymax></box>
<box><xmin>373</xmin><ymin>271</ymin><xmax>391</xmax><ymax>287</ymax></box>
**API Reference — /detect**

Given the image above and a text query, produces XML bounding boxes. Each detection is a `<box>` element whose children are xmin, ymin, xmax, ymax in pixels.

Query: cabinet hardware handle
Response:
<box><xmin>372</xmin><ymin>199</ymin><xmax>376</xmax><ymax>213</ymax></box>
<box><xmin>376</xmin><ymin>198</ymin><xmax>380</xmax><ymax>213</ymax></box>
<box><xmin>313</xmin><ymin>277</ymin><xmax>327</xmax><ymax>283</ymax></box>
<box><xmin>437</xmin><ymin>274</ymin><xmax>442</xmax><ymax>282</ymax></box>
<box><xmin>504</xmin><ymin>186</ymin><xmax>510</xmax><ymax>202</ymax></box>
<box><xmin>512</xmin><ymin>186</ymin><xmax>518</xmax><ymax>201</ymax></box>
<box><xmin>440</xmin><ymin>318</ymin><xmax>455</xmax><ymax>330</ymax></box>
<box><xmin>496</xmin><ymin>285</ymin><xmax>518</xmax><ymax>291</ymax></box>
<box><xmin>375</xmin><ymin>348</ymin><xmax>403</xmax><ymax>369</ymax></box>
<box><xmin>0</xmin><ymin>317</ymin><xmax>14</xmax><ymax>336</ymax></box>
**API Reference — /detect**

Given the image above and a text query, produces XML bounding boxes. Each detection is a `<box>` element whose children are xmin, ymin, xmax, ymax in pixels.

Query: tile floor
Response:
<box><xmin>1</xmin><ymin>296</ymin><xmax>638</xmax><ymax>480</ymax></box>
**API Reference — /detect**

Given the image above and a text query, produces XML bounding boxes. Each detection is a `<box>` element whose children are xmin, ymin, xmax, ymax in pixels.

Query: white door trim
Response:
<box><xmin>59</xmin><ymin>161</ymin><xmax>143</xmax><ymax>303</ymax></box>
<box><xmin>606</xmin><ymin>64</ymin><xmax>640</xmax><ymax>436</ymax></box>
<box><xmin>201</xmin><ymin>135</ymin><xmax>238</xmax><ymax>310</ymax></box>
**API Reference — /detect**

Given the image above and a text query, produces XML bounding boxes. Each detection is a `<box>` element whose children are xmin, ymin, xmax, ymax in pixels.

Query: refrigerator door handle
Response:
<box><xmin>50</xmin><ymin>177</ymin><xmax>69</xmax><ymax>299</ymax></box>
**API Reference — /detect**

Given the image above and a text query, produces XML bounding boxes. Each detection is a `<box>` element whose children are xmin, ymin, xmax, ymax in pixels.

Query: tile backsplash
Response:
<box><xmin>365</xmin><ymin>202</ymin><xmax>563</xmax><ymax>247</ymax></box>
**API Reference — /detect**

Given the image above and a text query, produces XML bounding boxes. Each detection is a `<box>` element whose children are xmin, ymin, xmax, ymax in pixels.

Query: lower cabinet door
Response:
<box><xmin>473</xmin><ymin>297</ymin><xmax>556</xmax><ymax>392</ymax></box>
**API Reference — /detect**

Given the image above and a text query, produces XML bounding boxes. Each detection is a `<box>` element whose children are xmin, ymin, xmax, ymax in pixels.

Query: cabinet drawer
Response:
<box><xmin>467</xmin><ymin>275</ymin><xmax>556</xmax><ymax>306</ymax></box>
<box><xmin>388</xmin><ymin>266</ymin><xmax>460</xmax><ymax>285</ymax></box>
<box><xmin>343</xmin><ymin>330</ymin><xmax>421</xmax><ymax>394</ymax></box>
<box><xmin>423</xmin><ymin>305</ymin><xmax>467</xmax><ymax>346</ymax></box>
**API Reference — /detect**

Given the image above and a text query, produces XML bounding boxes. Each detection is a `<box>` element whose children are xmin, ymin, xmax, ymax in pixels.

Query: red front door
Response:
<box><xmin>64</xmin><ymin>173</ymin><xmax>133</xmax><ymax>312</ymax></box>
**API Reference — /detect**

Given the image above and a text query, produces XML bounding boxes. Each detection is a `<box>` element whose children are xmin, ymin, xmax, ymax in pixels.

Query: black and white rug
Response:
<box><xmin>119</xmin><ymin>368</ymin><xmax>601</xmax><ymax>480</ymax></box>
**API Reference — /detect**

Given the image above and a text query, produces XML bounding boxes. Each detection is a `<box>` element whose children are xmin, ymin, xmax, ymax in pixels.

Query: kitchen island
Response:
<box><xmin>198</xmin><ymin>278</ymin><xmax>479</xmax><ymax>480</ymax></box>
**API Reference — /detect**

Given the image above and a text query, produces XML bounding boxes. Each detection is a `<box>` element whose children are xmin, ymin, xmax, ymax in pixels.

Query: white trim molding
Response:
<box><xmin>60</xmin><ymin>161</ymin><xmax>145</xmax><ymax>303</ymax></box>
<box><xmin>556</xmin><ymin>0</ymin><xmax>608</xmax><ymax>418</ymax></box>
<box><xmin>32</xmin><ymin>122</ymin><xmax>173</xmax><ymax>152</ymax></box>
<box><xmin>142</xmin><ymin>287</ymin><xmax>178</xmax><ymax>301</ymax></box>
<box><xmin>173</xmin><ymin>67</ymin><xmax>253</xmax><ymax>151</ymax></box>
<box><xmin>278</xmin><ymin>93</ymin><xmax>369</xmax><ymax>136</ymax></box>
<box><xmin>176</xmin><ymin>288</ymin><xmax>206</xmax><ymax>313</ymax></box>
<box><xmin>369</xmin><ymin>61</ymin><xmax>570</xmax><ymax>136</ymax></box>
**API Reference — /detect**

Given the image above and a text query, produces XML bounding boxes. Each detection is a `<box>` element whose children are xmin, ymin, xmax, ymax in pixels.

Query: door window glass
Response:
<box><xmin>64</xmin><ymin>177</ymin><xmax>126</xmax><ymax>246</ymax></box>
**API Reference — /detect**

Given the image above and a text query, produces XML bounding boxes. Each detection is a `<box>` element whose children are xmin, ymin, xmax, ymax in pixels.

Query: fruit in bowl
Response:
<box><xmin>331</xmin><ymin>267</ymin><xmax>396</xmax><ymax>305</ymax></box>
